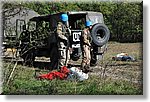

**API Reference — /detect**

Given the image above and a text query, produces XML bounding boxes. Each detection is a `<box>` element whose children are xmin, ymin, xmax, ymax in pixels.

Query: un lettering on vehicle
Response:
<box><xmin>73</xmin><ymin>32</ymin><xmax>81</xmax><ymax>42</ymax></box>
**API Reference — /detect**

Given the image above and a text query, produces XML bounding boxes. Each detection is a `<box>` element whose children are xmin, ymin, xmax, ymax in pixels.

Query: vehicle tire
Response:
<box><xmin>91</xmin><ymin>23</ymin><xmax>110</xmax><ymax>47</ymax></box>
<box><xmin>21</xmin><ymin>49</ymin><xmax>35</xmax><ymax>66</ymax></box>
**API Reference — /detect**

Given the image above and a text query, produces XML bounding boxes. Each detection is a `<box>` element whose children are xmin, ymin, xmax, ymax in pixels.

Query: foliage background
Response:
<box><xmin>2</xmin><ymin>1</ymin><xmax>143</xmax><ymax>43</ymax></box>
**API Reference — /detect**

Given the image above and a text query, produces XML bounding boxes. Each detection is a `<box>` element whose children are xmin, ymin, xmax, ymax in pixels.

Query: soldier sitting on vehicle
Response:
<box><xmin>81</xmin><ymin>21</ymin><xmax>93</xmax><ymax>73</ymax></box>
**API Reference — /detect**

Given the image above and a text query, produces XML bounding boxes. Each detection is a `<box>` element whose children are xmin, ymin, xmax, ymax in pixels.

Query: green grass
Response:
<box><xmin>2</xmin><ymin>42</ymin><xmax>143</xmax><ymax>95</ymax></box>
<box><xmin>2</xmin><ymin>62</ymin><xmax>142</xmax><ymax>95</ymax></box>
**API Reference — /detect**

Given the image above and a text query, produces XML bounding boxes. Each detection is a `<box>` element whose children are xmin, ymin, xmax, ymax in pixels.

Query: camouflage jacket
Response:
<box><xmin>56</xmin><ymin>22</ymin><xmax>68</xmax><ymax>41</ymax></box>
<box><xmin>82</xmin><ymin>28</ymin><xmax>91</xmax><ymax>46</ymax></box>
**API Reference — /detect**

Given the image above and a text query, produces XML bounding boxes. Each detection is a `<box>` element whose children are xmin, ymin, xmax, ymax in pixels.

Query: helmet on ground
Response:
<box><xmin>61</xmin><ymin>14</ymin><xmax>68</xmax><ymax>22</ymax></box>
<box><xmin>85</xmin><ymin>21</ymin><xmax>92</xmax><ymax>27</ymax></box>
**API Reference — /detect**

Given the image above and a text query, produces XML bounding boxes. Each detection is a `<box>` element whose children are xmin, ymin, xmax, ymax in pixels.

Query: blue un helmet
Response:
<box><xmin>61</xmin><ymin>14</ymin><xmax>68</xmax><ymax>22</ymax></box>
<box><xmin>85</xmin><ymin>21</ymin><xmax>92</xmax><ymax>27</ymax></box>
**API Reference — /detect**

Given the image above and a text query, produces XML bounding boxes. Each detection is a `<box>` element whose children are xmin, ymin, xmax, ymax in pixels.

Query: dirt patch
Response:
<box><xmin>3</xmin><ymin>42</ymin><xmax>142</xmax><ymax>85</ymax></box>
<box><xmin>89</xmin><ymin>42</ymin><xmax>142</xmax><ymax>84</ymax></box>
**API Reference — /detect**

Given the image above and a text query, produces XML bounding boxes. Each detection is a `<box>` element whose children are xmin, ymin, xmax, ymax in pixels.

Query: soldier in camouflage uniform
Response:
<box><xmin>56</xmin><ymin>14</ymin><xmax>70</xmax><ymax>68</ymax></box>
<box><xmin>81</xmin><ymin>21</ymin><xmax>92</xmax><ymax>73</ymax></box>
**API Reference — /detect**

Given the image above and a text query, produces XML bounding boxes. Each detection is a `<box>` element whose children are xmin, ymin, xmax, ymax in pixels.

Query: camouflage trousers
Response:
<box><xmin>58</xmin><ymin>42</ymin><xmax>70</xmax><ymax>68</ymax></box>
<box><xmin>81</xmin><ymin>45</ymin><xmax>91</xmax><ymax>72</ymax></box>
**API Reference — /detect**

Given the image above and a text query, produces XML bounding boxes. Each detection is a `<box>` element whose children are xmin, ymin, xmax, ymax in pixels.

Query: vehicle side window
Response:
<box><xmin>88</xmin><ymin>15</ymin><xmax>104</xmax><ymax>24</ymax></box>
<box><xmin>28</xmin><ymin>21</ymin><xmax>36</xmax><ymax>31</ymax></box>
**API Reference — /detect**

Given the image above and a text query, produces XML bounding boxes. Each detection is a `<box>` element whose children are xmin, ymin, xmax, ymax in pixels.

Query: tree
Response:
<box><xmin>2</xmin><ymin>1</ymin><xmax>143</xmax><ymax>43</ymax></box>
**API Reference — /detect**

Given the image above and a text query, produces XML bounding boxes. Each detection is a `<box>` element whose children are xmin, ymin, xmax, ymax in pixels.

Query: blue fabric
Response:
<box><xmin>122</xmin><ymin>56</ymin><xmax>135</xmax><ymax>61</ymax></box>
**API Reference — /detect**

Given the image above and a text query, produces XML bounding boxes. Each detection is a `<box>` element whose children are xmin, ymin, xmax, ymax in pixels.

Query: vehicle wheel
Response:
<box><xmin>91</xmin><ymin>23</ymin><xmax>110</xmax><ymax>47</ymax></box>
<box><xmin>22</xmin><ymin>49</ymin><xmax>35</xmax><ymax>66</ymax></box>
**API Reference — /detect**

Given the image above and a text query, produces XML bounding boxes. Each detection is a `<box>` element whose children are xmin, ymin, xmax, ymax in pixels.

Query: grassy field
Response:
<box><xmin>1</xmin><ymin>42</ymin><xmax>143</xmax><ymax>95</ymax></box>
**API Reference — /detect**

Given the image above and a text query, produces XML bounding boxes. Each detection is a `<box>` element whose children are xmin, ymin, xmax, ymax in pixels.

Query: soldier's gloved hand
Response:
<box><xmin>64</xmin><ymin>37</ymin><xmax>68</xmax><ymax>41</ymax></box>
<box><xmin>69</xmin><ymin>48</ymin><xmax>73</xmax><ymax>54</ymax></box>
<box><xmin>88</xmin><ymin>42</ymin><xmax>91</xmax><ymax>46</ymax></box>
